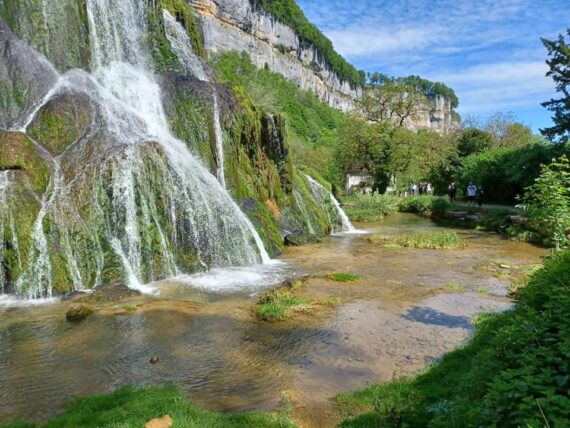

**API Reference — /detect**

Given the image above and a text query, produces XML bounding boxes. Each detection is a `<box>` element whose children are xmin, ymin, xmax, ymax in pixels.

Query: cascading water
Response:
<box><xmin>3</xmin><ymin>0</ymin><xmax>271</xmax><ymax>298</ymax></box>
<box><xmin>163</xmin><ymin>9</ymin><xmax>226</xmax><ymax>188</ymax></box>
<box><xmin>304</xmin><ymin>174</ymin><xmax>357</xmax><ymax>233</ymax></box>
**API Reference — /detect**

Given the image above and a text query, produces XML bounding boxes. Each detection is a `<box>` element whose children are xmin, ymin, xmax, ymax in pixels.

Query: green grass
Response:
<box><xmin>367</xmin><ymin>231</ymin><xmax>465</xmax><ymax>250</ymax></box>
<box><xmin>337</xmin><ymin>250</ymin><xmax>570</xmax><ymax>427</ymax></box>
<box><xmin>0</xmin><ymin>385</ymin><xmax>295</xmax><ymax>428</ymax></box>
<box><xmin>257</xmin><ymin>287</ymin><xmax>341</xmax><ymax>321</ymax></box>
<box><xmin>325</xmin><ymin>272</ymin><xmax>361</xmax><ymax>282</ymax></box>
<box><xmin>442</xmin><ymin>283</ymin><xmax>466</xmax><ymax>293</ymax></box>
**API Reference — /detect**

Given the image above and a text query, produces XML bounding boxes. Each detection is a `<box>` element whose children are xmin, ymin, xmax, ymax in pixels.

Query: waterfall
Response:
<box><xmin>163</xmin><ymin>9</ymin><xmax>226</xmax><ymax>188</ymax></box>
<box><xmin>293</xmin><ymin>190</ymin><xmax>315</xmax><ymax>235</ymax></box>
<box><xmin>303</xmin><ymin>174</ymin><xmax>356</xmax><ymax>233</ymax></box>
<box><xmin>3</xmin><ymin>0</ymin><xmax>271</xmax><ymax>298</ymax></box>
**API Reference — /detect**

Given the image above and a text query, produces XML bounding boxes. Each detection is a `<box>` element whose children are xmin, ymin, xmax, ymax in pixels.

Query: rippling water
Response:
<box><xmin>0</xmin><ymin>214</ymin><xmax>546</xmax><ymax>424</ymax></box>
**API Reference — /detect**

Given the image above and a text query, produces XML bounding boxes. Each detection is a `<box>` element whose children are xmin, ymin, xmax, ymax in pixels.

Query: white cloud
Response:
<box><xmin>327</xmin><ymin>25</ymin><xmax>440</xmax><ymax>58</ymax></box>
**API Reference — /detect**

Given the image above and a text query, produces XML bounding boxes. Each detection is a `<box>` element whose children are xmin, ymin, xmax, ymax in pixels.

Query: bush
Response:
<box><xmin>398</xmin><ymin>196</ymin><xmax>451</xmax><ymax>214</ymax></box>
<box><xmin>343</xmin><ymin>194</ymin><xmax>399</xmax><ymax>222</ymax></box>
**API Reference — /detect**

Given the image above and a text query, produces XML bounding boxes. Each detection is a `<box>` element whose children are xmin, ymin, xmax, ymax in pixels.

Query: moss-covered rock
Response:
<box><xmin>27</xmin><ymin>91</ymin><xmax>94</xmax><ymax>155</ymax></box>
<box><xmin>0</xmin><ymin>131</ymin><xmax>51</xmax><ymax>193</ymax></box>
<box><xmin>147</xmin><ymin>0</ymin><xmax>203</xmax><ymax>74</ymax></box>
<box><xmin>0</xmin><ymin>0</ymin><xmax>91</xmax><ymax>71</ymax></box>
<box><xmin>65</xmin><ymin>303</ymin><xmax>94</xmax><ymax>321</ymax></box>
<box><xmin>0</xmin><ymin>19</ymin><xmax>59</xmax><ymax>129</ymax></box>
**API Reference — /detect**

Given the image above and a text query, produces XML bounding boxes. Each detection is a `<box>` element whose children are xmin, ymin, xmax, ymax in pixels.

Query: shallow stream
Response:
<box><xmin>0</xmin><ymin>214</ymin><xmax>545</xmax><ymax>426</ymax></box>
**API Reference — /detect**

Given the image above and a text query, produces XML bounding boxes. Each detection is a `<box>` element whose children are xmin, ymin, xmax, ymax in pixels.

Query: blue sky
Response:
<box><xmin>296</xmin><ymin>0</ymin><xmax>570</xmax><ymax>133</ymax></box>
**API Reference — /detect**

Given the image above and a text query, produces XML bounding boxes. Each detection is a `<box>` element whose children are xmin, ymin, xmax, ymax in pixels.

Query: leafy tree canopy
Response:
<box><xmin>366</xmin><ymin>73</ymin><xmax>459</xmax><ymax>108</ymax></box>
<box><xmin>457</xmin><ymin>128</ymin><xmax>494</xmax><ymax>157</ymax></box>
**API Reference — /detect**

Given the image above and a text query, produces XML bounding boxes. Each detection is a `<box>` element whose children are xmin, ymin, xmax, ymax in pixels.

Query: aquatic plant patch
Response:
<box><xmin>257</xmin><ymin>287</ymin><xmax>341</xmax><ymax>321</ymax></box>
<box><xmin>367</xmin><ymin>231</ymin><xmax>466</xmax><ymax>249</ymax></box>
<box><xmin>342</xmin><ymin>194</ymin><xmax>398</xmax><ymax>222</ymax></box>
<box><xmin>325</xmin><ymin>272</ymin><xmax>361</xmax><ymax>282</ymax></box>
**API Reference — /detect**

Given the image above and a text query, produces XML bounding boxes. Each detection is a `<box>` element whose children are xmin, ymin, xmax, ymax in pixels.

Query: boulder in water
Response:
<box><xmin>65</xmin><ymin>304</ymin><xmax>94</xmax><ymax>321</ymax></box>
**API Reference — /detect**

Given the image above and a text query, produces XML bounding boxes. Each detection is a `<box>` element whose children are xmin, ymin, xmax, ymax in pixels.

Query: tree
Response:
<box><xmin>360</xmin><ymin>80</ymin><xmax>430</xmax><ymax>127</ymax></box>
<box><xmin>484</xmin><ymin>111</ymin><xmax>516</xmax><ymax>142</ymax></box>
<box><xmin>457</xmin><ymin>128</ymin><xmax>494</xmax><ymax>157</ymax></box>
<box><xmin>500</xmin><ymin>122</ymin><xmax>534</xmax><ymax>148</ymax></box>
<box><xmin>521</xmin><ymin>155</ymin><xmax>570</xmax><ymax>251</ymax></box>
<box><xmin>541</xmin><ymin>28</ymin><xmax>570</xmax><ymax>143</ymax></box>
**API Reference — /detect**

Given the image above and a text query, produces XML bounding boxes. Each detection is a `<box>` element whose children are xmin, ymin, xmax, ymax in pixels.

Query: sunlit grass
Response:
<box><xmin>367</xmin><ymin>231</ymin><xmax>466</xmax><ymax>249</ymax></box>
<box><xmin>325</xmin><ymin>272</ymin><xmax>361</xmax><ymax>282</ymax></box>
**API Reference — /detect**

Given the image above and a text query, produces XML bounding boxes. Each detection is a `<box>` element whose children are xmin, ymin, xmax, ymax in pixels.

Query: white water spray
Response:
<box><xmin>163</xmin><ymin>9</ymin><xmax>226</xmax><ymax>188</ymax></box>
<box><xmin>2</xmin><ymin>0</ymin><xmax>273</xmax><ymax>298</ymax></box>
<box><xmin>304</xmin><ymin>174</ymin><xmax>357</xmax><ymax>233</ymax></box>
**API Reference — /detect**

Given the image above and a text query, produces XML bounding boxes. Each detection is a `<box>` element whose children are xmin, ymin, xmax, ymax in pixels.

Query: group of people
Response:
<box><xmin>409</xmin><ymin>182</ymin><xmax>432</xmax><ymax>196</ymax></box>
<box><xmin>448</xmin><ymin>182</ymin><xmax>485</xmax><ymax>207</ymax></box>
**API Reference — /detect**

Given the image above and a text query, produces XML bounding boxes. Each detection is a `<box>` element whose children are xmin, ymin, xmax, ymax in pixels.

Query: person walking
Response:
<box><xmin>476</xmin><ymin>186</ymin><xmax>485</xmax><ymax>207</ymax></box>
<box><xmin>466</xmin><ymin>182</ymin><xmax>477</xmax><ymax>206</ymax></box>
<box><xmin>448</xmin><ymin>182</ymin><xmax>457</xmax><ymax>202</ymax></box>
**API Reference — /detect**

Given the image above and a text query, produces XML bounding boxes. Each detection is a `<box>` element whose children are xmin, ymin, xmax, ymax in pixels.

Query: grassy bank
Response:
<box><xmin>0</xmin><ymin>385</ymin><xmax>295</xmax><ymax>428</ymax></box>
<box><xmin>337</xmin><ymin>250</ymin><xmax>570</xmax><ymax>427</ymax></box>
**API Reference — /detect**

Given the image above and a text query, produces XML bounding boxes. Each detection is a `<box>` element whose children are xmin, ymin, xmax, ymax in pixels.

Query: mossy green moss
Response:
<box><xmin>147</xmin><ymin>0</ymin><xmax>204</xmax><ymax>73</ymax></box>
<box><xmin>0</xmin><ymin>131</ymin><xmax>51</xmax><ymax>193</ymax></box>
<box><xmin>27</xmin><ymin>94</ymin><xmax>93</xmax><ymax>155</ymax></box>
<box><xmin>0</xmin><ymin>0</ymin><xmax>91</xmax><ymax>71</ymax></box>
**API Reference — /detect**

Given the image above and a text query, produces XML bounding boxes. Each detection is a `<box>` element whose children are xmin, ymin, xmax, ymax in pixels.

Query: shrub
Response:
<box><xmin>398</xmin><ymin>196</ymin><xmax>451</xmax><ymax>214</ymax></box>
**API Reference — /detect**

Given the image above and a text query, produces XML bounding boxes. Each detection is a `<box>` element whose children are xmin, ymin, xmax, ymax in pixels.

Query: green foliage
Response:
<box><xmin>367</xmin><ymin>230</ymin><xmax>465</xmax><ymax>249</ymax></box>
<box><xmin>454</xmin><ymin>141</ymin><xmax>565</xmax><ymax>202</ymax></box>
<box><xmin>339</xmin><ymin>251</ymin><xmax>570</xmax><ymax>428</ymax></box>
<box><xmin>254</xmin><ymin>0</ymin><xmax>364</xmax><ymax>87</ymax></box>
<box><xmin>396</xmin><ymin>75</ymin><xmax>459</xmax><ymax>109</ymax></box>
<box><xmin>541</xmin><ymin>28</ymin><xmax>570</xmax><ymax>143</ymax></box>
<box><xmin>0</xmin><ymin>385</ymin><xmax>296</xmax><ymax>428</ymax></box>
<box><xmin>342</xmin><ymin>194</ymin><xmax>399</xmax><ymax>222</ymax></box>
<box><xmin>325</xmin><ymin>272</ymin><xmax>361</xmax><ymax>282</ymax></box>
<box><xmin>521</xmin><ymin>155</ymin><xmax>570</xmax><ymax>250</ymax></box>
<box><xmin>457</xmin><ymin>128</ymin><xmax>494</xmax><ymax>157</ymax></box>
<box><xmin>398</xmin><ymin>196</ymin><xmax>451</xmax><ymax>215</ymax></box>
<box><xmin>337</xmin><ymin>115</ymin><xmax>453</xmax><ymax>193</ymax></box>
<box><xmin>213</xmin><ymin>51</ymin><xmax>343</xmax><ymax>186</ymax></box>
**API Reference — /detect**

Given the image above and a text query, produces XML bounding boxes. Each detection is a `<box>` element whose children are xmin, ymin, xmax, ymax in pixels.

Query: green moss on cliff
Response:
<box><xmin>0</xmin><ymin>0</ymin><xmax>91</xmax><ymax>71</ymax></box>
<box><xmin>147</xmin><ymin>0</ymin><xmax>204</xmax><ymax>74</ymax></box>
<box><xmin>213</xmin><ymin>51</ymin><xmax>344</xmax><ymax>189</ymax></box>
<box><xmin>0</xmin><ymin>131</ymin><xmax>51</xmax><ymax>193</ymax></box>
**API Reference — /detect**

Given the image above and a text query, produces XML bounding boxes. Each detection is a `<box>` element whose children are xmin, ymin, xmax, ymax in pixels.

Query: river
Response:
<box><xmin>0</xmin><ymin>214</ymin><xmax>545</xmax><ymax>426</ymax></box>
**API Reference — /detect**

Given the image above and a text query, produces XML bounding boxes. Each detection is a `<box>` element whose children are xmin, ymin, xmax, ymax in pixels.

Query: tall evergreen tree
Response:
<box><xmin>541</xmin><ymin>28</ymin><xmax>570</xmax><ymax>143</ymax></box>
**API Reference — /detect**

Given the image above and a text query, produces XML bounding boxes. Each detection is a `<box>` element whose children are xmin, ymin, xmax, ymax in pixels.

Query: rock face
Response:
<box><xmin>190</xmin><ymin>0</ymin><xmax>459</xmax><ymax>133</ymax></box>
<box><xmin>189</xmin><ymin>0</ymin><xmax>362</xmax><ymax>111</ymax></box>
<box><xmin>0</xmin><ymin>20</ymin><xmax>59</xmax><ymax>129</ymax></box>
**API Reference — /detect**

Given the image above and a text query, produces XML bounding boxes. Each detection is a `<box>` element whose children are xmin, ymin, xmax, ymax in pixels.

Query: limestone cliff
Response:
<box><xmin>189</xmin><ymin>0</ymin><xmax>459</xmax><ymax>133</ymax></box>
<box><xmin>189</xmin><ymin>0</ymin><xmax>362</xmax><ymax>111</ymax></box>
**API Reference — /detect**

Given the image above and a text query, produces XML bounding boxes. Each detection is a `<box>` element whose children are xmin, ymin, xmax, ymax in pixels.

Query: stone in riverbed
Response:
<box><xmin>65</xmin><ymin>304</ymin><xmax>94</xmax><ymax>321</ymax></box>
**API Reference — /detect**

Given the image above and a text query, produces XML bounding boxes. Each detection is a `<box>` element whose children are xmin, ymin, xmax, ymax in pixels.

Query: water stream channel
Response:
<box><xmin>0</xmin><ymin>214</ymin><xmax>545</xmax><ymax>426</ymax></box>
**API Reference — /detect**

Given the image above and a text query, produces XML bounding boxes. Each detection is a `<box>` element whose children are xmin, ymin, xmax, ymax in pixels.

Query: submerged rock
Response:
<box><xmin>65</xmin><ymin>304</ymin><xmax>94</xmax><ymax>321</ymax></box>
<box><xmin>284</xmin><ymin>230</ymin><xmax>319</xmax><ymax>246</ymax></box>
